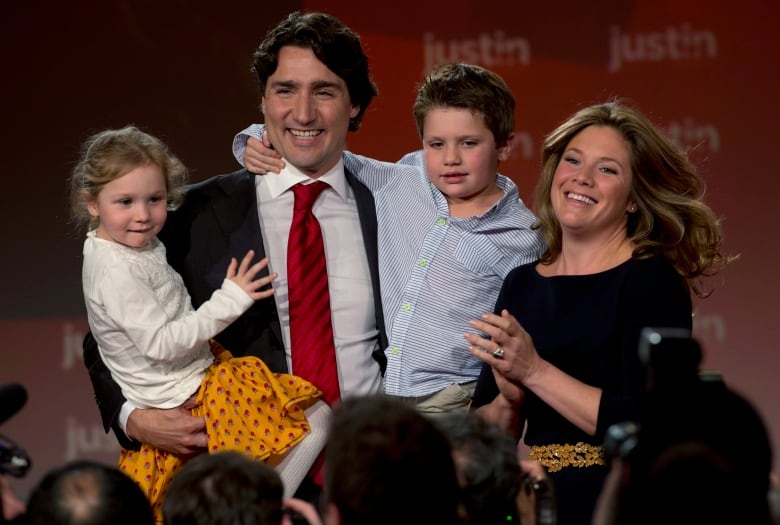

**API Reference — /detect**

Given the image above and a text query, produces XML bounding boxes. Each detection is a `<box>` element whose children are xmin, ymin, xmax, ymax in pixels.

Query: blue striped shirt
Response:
<box><xmin>342</xmin><ymin>150</ymin><xmax>545</xmax><ymax>396</ymax></box>
<box><xmin>233</xmin><ymin>128</ymin><xmax>546</xmax><ymax>397</ymax></box>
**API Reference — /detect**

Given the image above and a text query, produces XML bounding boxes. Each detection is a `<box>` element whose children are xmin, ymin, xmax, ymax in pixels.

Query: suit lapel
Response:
<box><xmin>212</xmin><ymin>170</ymin><xmax>267</xmax><ymax>260</ymax></box>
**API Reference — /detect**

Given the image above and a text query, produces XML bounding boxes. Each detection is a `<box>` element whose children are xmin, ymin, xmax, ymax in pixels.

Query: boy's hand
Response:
<box><xmin>225</xmin><ymin>250</ymin><xmax>276</xmax><ymax>300</ymax></box>
<box><xmin>245</xmin><ymin>133</ymin><xmax>285</xmax><ymax>174</ymax></box>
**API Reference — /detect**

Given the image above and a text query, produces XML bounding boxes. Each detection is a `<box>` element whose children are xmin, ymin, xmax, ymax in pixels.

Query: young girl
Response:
<box><xmin>69</xmin><ymin>125</ymin><xmax>330</xmax><ymax>521</ymax></box>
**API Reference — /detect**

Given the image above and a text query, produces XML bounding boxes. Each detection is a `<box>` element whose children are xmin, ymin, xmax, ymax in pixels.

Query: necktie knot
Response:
<box><xmin>293</xmin><ymin>181</ymin><xmax>329</xmax><ymax>211</ymax></box>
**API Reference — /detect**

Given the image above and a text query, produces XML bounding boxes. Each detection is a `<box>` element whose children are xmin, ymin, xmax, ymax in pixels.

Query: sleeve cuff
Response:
<box><xmin>118</xmin><ymin>400</ymin><xmax>140</xmax><ymax>436</ymax></box>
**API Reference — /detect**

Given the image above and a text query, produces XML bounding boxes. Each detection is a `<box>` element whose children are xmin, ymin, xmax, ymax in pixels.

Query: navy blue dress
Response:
<box><xmin>471</xmin><ymin>255</ymin><xmax>692</xmax><ymax>525</ymax></box>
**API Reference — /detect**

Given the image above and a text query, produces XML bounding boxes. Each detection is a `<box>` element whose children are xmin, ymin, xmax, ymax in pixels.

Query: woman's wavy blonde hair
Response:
<box><xmin>534</xmin><ymin>100</ymin><xmax>736</xmax><ymax>298</ymax></box>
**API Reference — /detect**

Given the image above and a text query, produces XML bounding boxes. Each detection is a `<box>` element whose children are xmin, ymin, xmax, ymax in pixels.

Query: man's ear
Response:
<box><xmin>350</xmin><ymin>104</ymin><xmax>360</xmax><ymax>119</ymax></box>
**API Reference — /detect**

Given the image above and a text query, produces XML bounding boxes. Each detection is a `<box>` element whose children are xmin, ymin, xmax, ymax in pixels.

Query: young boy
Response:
<box><xmin>234</xmin><ymin>63</ymin><xmax>545</xmax><ymax>418</ymax></box>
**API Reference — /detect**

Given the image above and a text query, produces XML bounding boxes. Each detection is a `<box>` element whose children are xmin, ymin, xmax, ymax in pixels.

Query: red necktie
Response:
<box><xmin>287</xmin><ymin>181</ymin><xmax>340</xmax><ymax>405</ymax></box>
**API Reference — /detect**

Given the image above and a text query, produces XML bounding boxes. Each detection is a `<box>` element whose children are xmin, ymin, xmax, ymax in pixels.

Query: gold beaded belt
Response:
<box><xmin>528</xmin><ymin>442</ymin><xmax>605</xmax><ymax>472</ymax></box>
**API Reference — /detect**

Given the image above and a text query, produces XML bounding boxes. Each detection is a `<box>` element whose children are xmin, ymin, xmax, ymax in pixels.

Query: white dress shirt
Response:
<box><xmin>254</xmin><ymin>159</ymin><xmax>383</xmax><ymax>398</ymax></box>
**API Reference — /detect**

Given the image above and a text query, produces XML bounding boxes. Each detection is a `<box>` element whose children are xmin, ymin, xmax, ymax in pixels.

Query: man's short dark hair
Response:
<box><xmin>251</xmin><ymin>11</ymin><xmax>378</xmax><ymax>132</ymax></box>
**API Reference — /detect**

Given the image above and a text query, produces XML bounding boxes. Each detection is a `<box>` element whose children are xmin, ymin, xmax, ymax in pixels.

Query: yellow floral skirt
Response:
<box><xmin>118</xmin><ymin>344</ymin><xmax>321</xmax><ymax>522</ymax></box>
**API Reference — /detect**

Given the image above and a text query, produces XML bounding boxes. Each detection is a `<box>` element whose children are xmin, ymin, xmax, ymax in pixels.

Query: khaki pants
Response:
<box><xmin>391</xmin><ymin>381</ymin><xmax>476</xmax><ymax>423</ymax></box>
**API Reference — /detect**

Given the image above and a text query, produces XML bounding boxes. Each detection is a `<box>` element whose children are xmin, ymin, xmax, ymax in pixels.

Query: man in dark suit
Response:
<box><xmin>83</xmin><ymin>10</ymin><xmax>387</xmax><ymax>464</ymax></box>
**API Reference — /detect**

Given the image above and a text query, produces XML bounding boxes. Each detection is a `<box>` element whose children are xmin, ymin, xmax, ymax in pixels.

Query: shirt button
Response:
<box><xmin>402</xmin><ymin>303</ymin><xmax>411</xmax><ymax>311</ymax></box>
<box><xmin>418</xmin><ymin>259</ymin><xmax>427</xmax><ymax>267</ymax></box>
<box><xmin>438</xmin><ymin>218</ymin><xmax>447</xmax><ymax>226</ymax></box>
<box><xmin>390</xmin><ymin>347</ymin><xmax>400</xmax><ymax>356</ymax></box>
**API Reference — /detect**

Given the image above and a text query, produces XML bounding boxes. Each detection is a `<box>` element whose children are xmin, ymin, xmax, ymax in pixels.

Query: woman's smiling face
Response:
<box><xmin>551</xmin><ymin>125</ymin><xmax>636</xmax><ymax>238</ymax></box>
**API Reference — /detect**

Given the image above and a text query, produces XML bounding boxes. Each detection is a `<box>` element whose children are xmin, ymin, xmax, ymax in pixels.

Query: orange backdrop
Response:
<box><xmin>2</xmin><ymin>0</ymin><xmax>778</xmax><ymax>500</ymax></box>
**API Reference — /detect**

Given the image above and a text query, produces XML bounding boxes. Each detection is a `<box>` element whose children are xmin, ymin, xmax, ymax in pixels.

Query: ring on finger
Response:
<box><xmin>492</xmin><ymin>345</ymin><xmax>505</xmax><ymax>358</ymax></box>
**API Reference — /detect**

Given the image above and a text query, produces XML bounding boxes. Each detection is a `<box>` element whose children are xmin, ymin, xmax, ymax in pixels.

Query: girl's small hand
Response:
<box><xmin>245</xmin><ymin>134</ymin><xmax>285</xmax><ymax>174</ymax></box>
<box><xmin>226</xmin><ymin>250</ymin><xmax>276</xmax><ymax>300</ymax></box>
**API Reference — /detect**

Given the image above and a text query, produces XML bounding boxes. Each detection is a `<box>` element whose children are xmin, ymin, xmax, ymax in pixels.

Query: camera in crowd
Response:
<box><xmin>602</xmin><ymin>327</ymin><xmax>773</xmax><ymax>525</ymax></box>
<box><xmin>0</xmin><ymin>383</ymin><xmax>32</xmax><ymax>478</ymax></box>
<box><xmin>522</xmin><ymin>472</ymin><xmax>556</xmax><ymax>525</ymax></box>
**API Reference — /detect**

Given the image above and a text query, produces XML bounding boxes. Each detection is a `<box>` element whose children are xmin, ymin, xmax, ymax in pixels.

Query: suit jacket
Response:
<box><xmin>83</xmin><ymin>167</ymin><xmax>387</xmax><ymax>449</ymax></box>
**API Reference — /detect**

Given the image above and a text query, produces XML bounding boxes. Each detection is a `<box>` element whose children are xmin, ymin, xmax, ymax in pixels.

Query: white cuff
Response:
<box><xmin>118</xmin><ymin>400</ymin><xmax>141</xmax><ymax>437</ymax></box>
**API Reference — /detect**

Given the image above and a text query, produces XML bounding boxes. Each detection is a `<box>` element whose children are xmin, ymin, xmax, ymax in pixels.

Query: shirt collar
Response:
<box><xmin>261</xmin><ymin>156</ymin><xmax>348</xmax><ymax>201</ymax></box>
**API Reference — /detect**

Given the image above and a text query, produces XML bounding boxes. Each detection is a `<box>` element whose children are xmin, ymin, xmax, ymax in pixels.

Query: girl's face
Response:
<box><xmin>87</xmin><ymin>163</ymin><xmax>168</xmax><ymax>248</ymax></box>
<box><xmin>551</xmin><ymin>125</ymin><xmax>636</xmax><ymax>240</ymax></box>
<box><xmin>422</xmin><ymin>107</ymin><xmax>510</xmax><ymax>204</ymax></box>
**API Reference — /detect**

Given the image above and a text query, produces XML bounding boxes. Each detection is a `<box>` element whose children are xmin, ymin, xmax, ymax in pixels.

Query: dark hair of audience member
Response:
<box><xmin>324</xmin><ymin>395</ymin><xmax>461</xmax><ymax>525</ymax></box>
<box><xmin>25</xmin><ymin>459</ymin><xmax>154</xmax><ymax>525</ymax></box>
<box><xmin>437</xmin><ymin>411</ymin><xmax>523</xmax><ymax>525</ymax></box>
<box><xmin>163</xmin><ymin>450</ymin><xmax>285</xmax><ymax>525</ymax></box>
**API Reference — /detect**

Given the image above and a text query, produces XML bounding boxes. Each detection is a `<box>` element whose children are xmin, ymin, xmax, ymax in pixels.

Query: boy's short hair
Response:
<box><xmin>412</xmin><ymin>63</ymin><xmax>515</xmax><ymax>146</ymax></box>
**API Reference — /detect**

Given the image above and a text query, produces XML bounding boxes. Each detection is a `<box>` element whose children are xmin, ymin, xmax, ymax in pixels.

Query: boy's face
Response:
<box><xmin>422</xmin><ymin>107</ymin><xmax>511</xmax><ymax>204</ymax></box>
